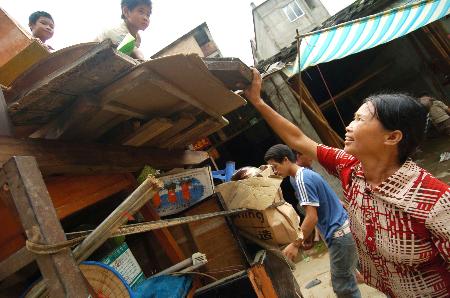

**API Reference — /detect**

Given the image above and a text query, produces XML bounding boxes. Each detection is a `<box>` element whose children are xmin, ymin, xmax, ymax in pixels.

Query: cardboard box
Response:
<box><xmin>151</xmin><ymin>167</ymin><xmax>214</xmax><ymax>216</ymax></box>
<box><xmin>216</xmin><ymin>175</ymin><xmax>300</xmax><ymax>246</ymax></box>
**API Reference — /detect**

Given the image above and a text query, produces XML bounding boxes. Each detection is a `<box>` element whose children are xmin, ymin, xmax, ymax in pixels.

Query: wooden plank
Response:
<box><xmin>98</xmin><ymin>67</ymin><xmax>190</xmax><ymax>117</ymax></box>
<box><xmin>182</xmin><ymin>195</ymin><xmax>248</xmax><ymax>281</ymax></box>
<box><xmin>147</xmin><ymin>54</ymin><xmax>246</xmax><ymax>115</ymax></box>
<box><xmin>0</xmin><ymin>247</ymin><xmax>34</xmax><ymax>281</ymax></box>
<box><xmin>6</xmin><ymin>40</ymin><xmax>136</xmax><ymax>125</ymax></box>
<box><xmin>289</xmin><ymin>87</ymin><xmax>344</xmax><ymax>148</ymax></box>
<box><xmin>99</xmin><ymin>67</ymin><xmax>226</xmax><ymax>122</ymax></box>
<box><xmin>248</xmin><ymin>265</ymin><xmax>278</xmax><ymax>298</ymax></box>
<box><xmin>0</xmin><ymin>7</ymin><xmax>32</xmax><ymax>66</ymax></box>
<box><xmin>139</xmin><ymin>204</ymin><xmax>186</xmax><ymax>264</ymax></box>
<box><xmin>103</xmin><ymin>101</ymin><xmax>149</xmax><ymax>119</ymax></box>
<box><xmin>123</xmin><ymin>118</ymin><xmax>174</xmax><ymax>146</ymax></box>
<box><xmin>29</xmin><ymin>95</ymin><xmax>101</xmax><ymax>140</ymax></box>
<box><xmin>46</xmin><ymin>173</ymin><xmax>135</xmax><ymax>219</ymax></box>
<box><xmin>0</xmin><ymin>173</ymin><xmax>135</xmax><ymax>276</ymax></box>
<box><xmin>4</xmin><ymin>43</ymin><xmax>97</xmax><ymax>104</ymax></box>
<box><xmin>203</xmin><ymin>57</ymin><xmax>253</xmax><ymax>90</ymax></box>
<box><xmin>3</xmin><ymin>156</ymin><xmax>90</xmax><ymax>296</ymax></box>
<box><xmin>72</xmin><ymin>176</ymin><xmax>162</xmax><ymax>262</ymax></box>
<box><xmin>144</xmin><ymin>114</ymin><xmax>197</xmax><ymax>147</ymax></box>
<box><xmin>148</xmin><ymin>73</ymin><xmax>226</xmax><ymax>121</ymax></box>
<box><xmin>28</xmin><ymin>175</ymin><xmax>162</xmax><ymax>297</ymax></box>
<box><xmin>0</xmin><ymin>136</ymin><xmax>209</xmax><ymax>175</ymax></box>
<box><xmin>99</xmin><ymin>55</ymin><xmax>246</xmax><ymax>118</ymax></box>
<box><xmin>0</xmin><ymin>185</ymin><xmax>26</xmax><ymax>263</ymax></box>
<box><xmin>0</xmin><ymin>8</ymin><xmax>48</xmax><ymax>84</ymax></box>
<box><xmin>165</xmin><ymin>118</ymin><xmax>226</xmax><ymax>149</ymax></box>
<box><xmin>76</xmin><ymin>110</ymin><xmax>130</xmax><ymax>141</ymax></box>
<box><xmin>0</xmin><ymin>41</ymin><xmax>49</xmax><ymax>87</ymax></box>
<box><xmin>260</xmin><ymin>250</ymin><xmax>303</xmax><ymax>298</ymax></box>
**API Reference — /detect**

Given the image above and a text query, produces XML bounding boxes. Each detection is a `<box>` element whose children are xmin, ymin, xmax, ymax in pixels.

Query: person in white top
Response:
<box><xmin>28</xmin><ymin>11</ymin><xmax>55</xmax><ymax>51</ymax></box>
<box><xmin>95</xmin><ymin>0</ymin><xmax>151</xmax><ymax>60</ymax></box>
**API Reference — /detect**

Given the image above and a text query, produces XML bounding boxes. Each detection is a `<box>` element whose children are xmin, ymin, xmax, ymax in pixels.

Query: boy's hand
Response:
<box><xmin>243</xmin><ymin>68</ymin><xmax>264</xmax><ymax>106</ymax></box>
<box><xmin>302</xmin><ymin>237</ymin><xmax>314</xmax><ymax>250</ymax></box>
<box><xmin>131</xmin><ymin>48</ymin><xmax>145</xmax><ymax>61</ymax></box>
<box><xmin>282</xmin><ymin>242</ymin><xmax>299</xmax><ymax>261</ymax></box>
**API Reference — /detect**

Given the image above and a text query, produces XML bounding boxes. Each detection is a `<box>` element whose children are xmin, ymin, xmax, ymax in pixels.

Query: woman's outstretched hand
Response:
<box><xmin>244</xmin><ymin>68</ymin><xmax>264</xmax><ymax>106</ymax></box>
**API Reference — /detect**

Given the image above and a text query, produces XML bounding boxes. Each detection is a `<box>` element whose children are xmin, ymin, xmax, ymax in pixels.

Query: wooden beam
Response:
<box><xmin>144</xmin><ymin>114</ymin><xmax>196</xmax><ymax>147</ymax></box>
<box><xmin>164</xmin><ymin>118</ymin><xmax>226</xmax><ymax>149</ymax></box>
<box><xmin>79</xmin><ymin>111</ymin><xmax>130</xmax><ymax>141</ymax></box>
<box><xmin>29</xmin><ymin>95</ymin><xmax>101</xmax><ymax>140</ymax></box>
<box><xmin>6</xmin><ymin>40</ymin><xmax>136</xmax><ymax>126</ymax></box>
<box><xmin>289</xmin><ymin>87</ymin><xmax>344</xmax><ymax>147</ymax></box>
<box><xmin>103</xmin><ymin>101</ymin><xmax>149</xmax><ymax>119</ymax></box>
<box><xmin>139</xmin><ymin>204</ymin><xmax>186</xmax><ymax>264</ymax></box>
<box><xmin>248</xmin><ymin>264</ymin><xmax>278</xmax><ymax>298</ymax></box>
<box><xmin>0</xmin><ymin>136</ymin><xmax>209</xmax><ymax>175</ymax></box>
<box><xmin>46</xmin><ymin>173</ymin><xmax>136</xmax><ymax>219</ymax></box>
<box><xmin>0</xmin><ymin>247</ymin><xmax>34</xmax><ymax>281</ymax></box>
<box><xmin>3</xmin><ymin>156</ymin><xmax>90</xmax><ymax>296</ymax></box>
<box><xmin>123</xmin><ymin>118</ymin><xmax>174</xmax><ymax>147</ymax></box>
<box><xmin>144</xmin><ymin>71</ymin><xmax>227</xmax><ymax>122</ymax></box>
<box><xmin>99</xmin><ymin>67</ymin><xmax>226</xmax><ymax>122</ymax></box>
<box><xmin>72</xmin><ymin>176</ymin><xmax>162</xmax><ymax>262</ymax></box>
<box><xmin>319</xmin><ymin>63</ymin><xmax>392</xmax><ymax>110</ymax></box>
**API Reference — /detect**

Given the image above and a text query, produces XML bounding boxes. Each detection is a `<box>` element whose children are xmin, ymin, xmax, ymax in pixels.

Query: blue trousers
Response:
<box><xmin>328</xmin><ymin>233</ymin><xmax>361</xmax><ymax>298</ymax></box>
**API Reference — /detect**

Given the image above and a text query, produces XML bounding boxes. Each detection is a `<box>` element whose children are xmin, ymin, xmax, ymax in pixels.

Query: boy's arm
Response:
<box><xmin>282</xmin><ymin>173</ymin><xmax>319</xmax><ymax>260</ymax></box>
<box><xmin>282</xmin><ymin>206</ymin><xmax>318</xmax><ymax>260</ymax></box>
<box><xmin>299</xmin><ymin>206</ymin><xmax>318</xmax><ymax>240</ymax></box>
<box><xmin>244</xmin><ymin>69</ymin><xmax>319</xmax><ymax>161</ymax></box>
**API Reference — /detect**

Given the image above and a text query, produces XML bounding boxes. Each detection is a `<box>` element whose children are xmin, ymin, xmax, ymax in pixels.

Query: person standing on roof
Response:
<box><xmin>28</xmin><ymin>11</ymin><xmax>55</xmax><ymax>51</ymax></box>
<box><xmin>95</xmin><ymin>0</ymin><xmax>151</xmax><ymax>60</ymax></box>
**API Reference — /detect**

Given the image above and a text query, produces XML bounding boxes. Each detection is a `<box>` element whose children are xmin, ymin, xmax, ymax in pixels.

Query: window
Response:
<box><xmin>283</xmin><ymin>1</ymin><xmax>304</xmax><ymax>22</ymax></box>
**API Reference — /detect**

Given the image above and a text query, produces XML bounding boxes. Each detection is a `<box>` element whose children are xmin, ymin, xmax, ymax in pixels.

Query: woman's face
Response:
<box><xmin>344</xmin><ymin>102</ymin><xmax>390</xmax><ymax>159</ymax></box>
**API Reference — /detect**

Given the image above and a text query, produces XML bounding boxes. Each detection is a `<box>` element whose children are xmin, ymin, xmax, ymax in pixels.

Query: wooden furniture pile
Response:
<box><xmin>0</xmin><ymin>9</ymin><xmax>301</xmax><ymax>297</ymax></box>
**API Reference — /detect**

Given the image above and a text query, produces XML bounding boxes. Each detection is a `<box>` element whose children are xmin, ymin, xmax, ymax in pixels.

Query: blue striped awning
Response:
<box><xmin>285</xmin><ymin>0</ymin><xmax>450</xmax><ymax>77</ymax></box>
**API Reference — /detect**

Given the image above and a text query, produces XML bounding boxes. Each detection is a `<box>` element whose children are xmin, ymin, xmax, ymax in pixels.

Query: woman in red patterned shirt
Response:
<box><xmin>244</xmin><ymin>69</ymin><xmax>450</xmax><ymax>298</ymax></box>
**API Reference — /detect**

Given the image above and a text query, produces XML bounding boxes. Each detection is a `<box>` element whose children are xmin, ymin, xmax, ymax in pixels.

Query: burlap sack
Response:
<box><xmin>216</xmin><ymin>175</ymin><xmax>300</xmax><ymax>246</ymax></box>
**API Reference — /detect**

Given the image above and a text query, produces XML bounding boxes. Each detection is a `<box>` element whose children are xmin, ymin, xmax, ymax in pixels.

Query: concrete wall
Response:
<box><xmin>253</xmin><ymin>0</ymin><xmax>330</xmax><ymax>62</ymax></box>
<box><xmin>263</xmin><ymin>72</ymin><xmax>343</xmax><ymax>198</ymax></box>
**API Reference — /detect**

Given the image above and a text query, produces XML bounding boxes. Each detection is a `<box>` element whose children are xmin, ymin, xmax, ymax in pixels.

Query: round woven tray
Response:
<box><xmin>80</xmin><ymin>261</ymin><xmax>133</xmax><ymax>298</ymax></box>
<box><xmin>23</xmin><ymin>261</ymin><xmax>133</xmax><ymax>298</ymax></box>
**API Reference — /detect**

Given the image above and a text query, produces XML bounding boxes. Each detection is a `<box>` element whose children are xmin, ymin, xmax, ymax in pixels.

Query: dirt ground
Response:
<box><xmin>293</xmin><ymin>249</ymin><xmax>386</xmax><ymax>298</ymax></box>
<box><xmin>293</xmin><ymin>135</ymin><xmax>449</xmax><ymax>298</ymax></box>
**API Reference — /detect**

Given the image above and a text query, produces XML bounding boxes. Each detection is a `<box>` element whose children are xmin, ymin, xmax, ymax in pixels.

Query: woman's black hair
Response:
<box><xmin>264</xmin><ymin>144</ymin><xmax>296</xmax><ymax>163</ymax></box>
<box><xmin>121</xmin><ymin>0</ymin><xmax>152</xmax><ymax>19</ymax></box>
<box><xmin>364</xmin><ymin>93</ymin><xmax>427</xmax><ymax>164</ymax></box>
<box><xmin>29</xmin><ymin>11</ymin><xmax>53</xmax><ymax>25</ymax></box>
